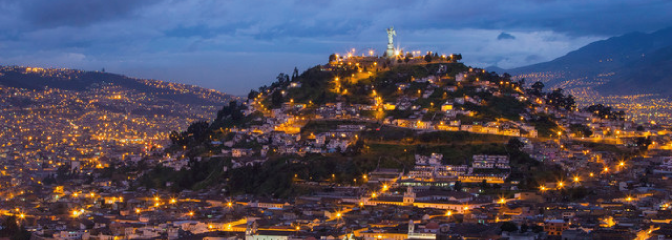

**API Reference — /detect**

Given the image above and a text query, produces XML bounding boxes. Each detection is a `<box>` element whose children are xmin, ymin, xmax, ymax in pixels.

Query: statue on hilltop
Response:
<box><xmin>386</xmin><ymin>27</ymin><xmax>396</xmax><ymax>46</ymax></box>
<box><xmin>386</xmin><ymin>26</ymin><xmax>396</xmax><ymax>58</ymax></box>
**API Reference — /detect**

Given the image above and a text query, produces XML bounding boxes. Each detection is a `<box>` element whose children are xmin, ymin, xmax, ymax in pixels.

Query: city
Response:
<box><xmin>2</xmin><ymin>1</ymin><xmax>672</xmax><ymax>240</ymax></box>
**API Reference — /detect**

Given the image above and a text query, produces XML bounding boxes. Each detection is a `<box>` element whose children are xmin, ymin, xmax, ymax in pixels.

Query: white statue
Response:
<box><xmin>386</xmin><ymin>27</ymin><xmax>396</xmax><ymax>45</ymax></box>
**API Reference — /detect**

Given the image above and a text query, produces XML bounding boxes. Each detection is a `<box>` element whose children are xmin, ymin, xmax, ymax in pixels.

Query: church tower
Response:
<box><xmin>403</xmin><ymin>186</ymin><xmax>416</xmax><ymax>205</ymax></box>
<box><xmin>245</xmin><ymin>221</ymin><xmax>257</xmax><ymax>240</ymax></box>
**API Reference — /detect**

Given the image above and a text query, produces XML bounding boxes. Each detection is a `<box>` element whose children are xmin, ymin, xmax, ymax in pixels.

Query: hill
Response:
<box><xmin>505</xmin><ymin>26</ymin><xmax>672</xmax><ymax>96</ymax></box>
<box><xmin>0</xmin><ymin>66</ymin><xmax>232</xmax><ymax>105</ymax></box>
<box><xmin>145</xmin><ymin>54</ymin><xmax>589</xmax><ymax>196</ymax></box>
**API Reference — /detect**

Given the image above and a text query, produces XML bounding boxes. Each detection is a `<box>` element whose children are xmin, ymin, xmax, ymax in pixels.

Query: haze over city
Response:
<box><xmin>1</xmin><ymin>0</ymin><xmax>671</xmax><ymax>94</ymax></box>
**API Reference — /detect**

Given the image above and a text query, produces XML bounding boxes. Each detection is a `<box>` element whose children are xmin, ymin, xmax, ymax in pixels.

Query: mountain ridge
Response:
<box><xmin>0</xmin><ymin>65</ymin><xmax>233</xmax><ymax>106</ymax></box>
<box><xmin>499</xmin><ymin>26</ymin><xmax>672</xmax><ymax>96</ymax></box>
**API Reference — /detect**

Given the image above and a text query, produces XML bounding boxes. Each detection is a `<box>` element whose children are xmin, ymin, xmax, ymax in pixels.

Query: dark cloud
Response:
<box><xmin>497</xmin><ymin>32</ymin><xmax>516</xmax><ymax>40</ymax></box>
<box><xmin>1</xmin><ymin>0</ymin><xmax>672</xmax><ymax>94</ymax></box>
<box><xmin>525</xmin><ymin>54</ymin><xmax>543</xmax><ymax>62</ymax></box>
<box><xmin>19</xmin><ymin>0</ymin><xmax>162</xmax><ymax>29</ymax></box>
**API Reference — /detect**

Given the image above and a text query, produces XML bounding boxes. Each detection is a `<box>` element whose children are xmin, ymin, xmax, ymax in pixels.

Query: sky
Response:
<box><xmin>0</xmin><ymin>0</ymin><xmax>671</xmax><ymax>95</ymax></box>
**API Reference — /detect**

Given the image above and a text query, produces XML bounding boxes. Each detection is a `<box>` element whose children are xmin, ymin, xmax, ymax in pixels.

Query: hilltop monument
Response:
<box><xmin>386</xmin><ymin>26</ymin><xmax>396</xmax><ymax>58</ymax></box>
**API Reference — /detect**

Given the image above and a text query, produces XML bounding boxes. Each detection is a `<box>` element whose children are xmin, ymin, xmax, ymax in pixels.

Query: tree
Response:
<box><xmin>453</xmin><ymin>181</ymin><xmax>462</xmax><ymax>191</ymax></box>
<box><xmin>187</xmin><ymin>121</ymin><xmax>210</xmax><ymax>143</ymax></box>
<box><xmin>453</xmin><ymin>54</ymin><xmax>462</xmax><ymax>61</ymax></box>
<box><xmin>228</xmin><ymin>101</ymin><xmax>244</xmax><ymax>122</ymax></box>
<box><xmin>0</xmin><ymin>216</ymin><xmax>30</xmax><ymax>240</ymax></box>
<box><xmin>531</xmin><ymin>81</ymin><xmax>544</xmax><ymax>95</ymax></box>
<box><xmin>329</xmin><ymin>53</ymin><xmax>337</xmax><ymax>62</ymax></box>
<box><xmin>247</xmin><ymin>90</ymin><xmax>259</xmax><ymax>100</ymax></box>
<box><xmin>479</xmin><ymin>179</ymin><xmax>489</xmax><ymax>190</ymax></box>
<box><xmin>506</xmin><ymin>138</ymin><xmax>525</xmax><ymax>152</ymax></box>
<box><xmin>585</xmin><ymin>104</ymin><xmax>625</xmax><ymax>120</ymax></box>
<box><xmin>636</xmin><ymin>136</ymin><xmax>652</xmax><ymax>152</ymax></box>
<box><xmin>291</xmin><ymin>67</ymin><xmax>299</xmax><ymax>81</ymax></box>
<box><xmin>546</xmin><ymin>88</ymin><xmax>575</xmax><ymax>110</ymax></box>
<box><xmin>517</xmin><ymin>78</ymin><xmax>526</xmax><ymax>87</ymax></box>
<box><xmin>271</xmin><ymin>90</ymin><xmax>284</xmax><ymax>108</ymax></box>
<box><xmin>276</xmin><ymin>73</ymin><xmax>288</xmax><ymax>83</ymax></box>
<box><xmin>169</xmin><ymin>131</ymin><xmax>182</xmax><ymax>145</ymax></box>
<box><xmin>500</xmin><ymin>222</ymin><xmax>518</xmax><ymax>232</ymax></box>
<box><xmin>502</xmin><ymin>73</ymin><xmax>512</xmax><ymax>80</ymax></box>
<box><xmin>424</xmin><ymin>53</ymin><xmax>433</xmax><ymax>63</ymax></box>
<box><xmin>520</xmin><ymin>224</ymin><xmax>529</xmax><ymax>233</ymax></box>
<box><xmin>349</xmin><ymin>139</ymin><xmax>366</xmax><ymax>156</ymax></box>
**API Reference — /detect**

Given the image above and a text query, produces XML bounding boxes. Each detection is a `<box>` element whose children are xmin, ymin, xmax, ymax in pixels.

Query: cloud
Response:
<box><xmin>0</xmin><ymin>0</ymin><xmax>671</xmax><ymax>94</ymax></box>
<box><xmin>497</xmin><ymin>32</ymin><xmax>516</xmax><ymax>40</ymax></box>
<box><xmin>17</xmin><ymin>0</ymin><xmax>162</xmax><ymax>29</ymax></box>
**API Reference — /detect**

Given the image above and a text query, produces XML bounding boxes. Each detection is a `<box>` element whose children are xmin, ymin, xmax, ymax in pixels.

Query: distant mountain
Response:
<box><xmin>484</xmin><ymin>65</ymin><xmax>506</xmax><ymax>73</ymax></box>
<box><xmin>506</xmin><ymin>26</ymin><xmax>672</xmax><ymax>96</ymax></box>
<box><xmin>0</xmin><ymin>66</ymin><xmax>232</xmax><ymax>105</ymax></box>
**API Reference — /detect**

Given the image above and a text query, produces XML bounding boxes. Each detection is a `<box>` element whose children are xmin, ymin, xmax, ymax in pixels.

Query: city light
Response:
<box><xmin>3</xmin><ymin>21</ymin><xmax>670</xmax><ymax>238</ymax></box>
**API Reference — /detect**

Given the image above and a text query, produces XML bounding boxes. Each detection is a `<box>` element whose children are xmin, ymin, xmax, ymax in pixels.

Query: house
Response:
<box><xmin>544</xmin><ymin>219</ymin><xmax>569</xmax><ymax>236</ymax></box>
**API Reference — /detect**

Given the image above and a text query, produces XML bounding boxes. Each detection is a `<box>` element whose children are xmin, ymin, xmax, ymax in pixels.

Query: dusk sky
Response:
<box><xmin>1</xmin><ymin>0</ymin><xmax>671</xmax><ymax>95</ymax></box>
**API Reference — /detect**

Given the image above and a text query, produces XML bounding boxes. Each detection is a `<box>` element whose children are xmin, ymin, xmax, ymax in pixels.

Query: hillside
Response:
<box><xmin>147</xmin><ymin>54</ymin><xmax>597</xmax><ymax>196</ymax></box>
<box><xmin>505</xmin><ymin>26</ymin><xmax>672</xmax><ymax>96</ymax></box>
<box><xmin>0</xmin><ymin>66</ymin><xmax>232</xmax><ymax>105</ymax></box>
